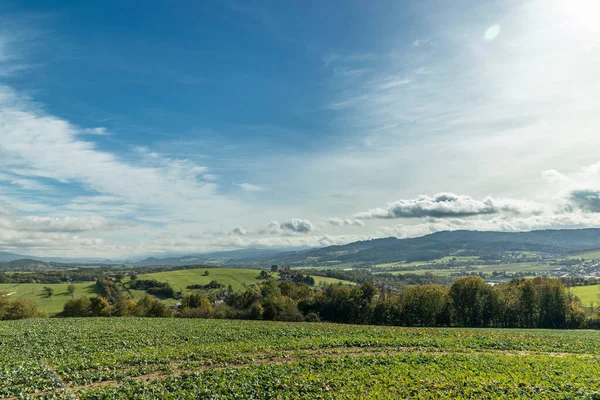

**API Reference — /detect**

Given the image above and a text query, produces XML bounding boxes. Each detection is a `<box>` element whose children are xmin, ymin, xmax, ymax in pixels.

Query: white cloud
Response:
<box><xmin>355</xmin><ymin>193</ymin><xmax>541</xmax><ymax>219</ymax></box>
<box><xmin>280</xmin><ymin>218</ymin><xmax>315</xmax><ymax>233</ymax></box>
<box><xmin>259</xmin><ymin>219</ymin><xmax>315</xmax><ymax>235</ymax></box>
<box><xmin>0</xmin><ymin>172</ymin><xmax>51</xmax><ymax>191</ymax></box>
<box><xmin>9</xmin><ymin>215</ymin><xmax>124</xmax><ymax>233</ymax></box>
<box><xmin>326</xmin><ymin>217</ymin><xmax>365</xmax><ymax>227</ymax></box>
<box><xmin>0</xmin><ymin>86</ymin><xmax>244</xmax><ymax>228</ymax></box>
<box><xmin>234</xmin><ymin>182</ymin><xmax>264</xmax><ymax>192</ymax></box>
<box><xmin>412</xmin><ymin>39</ymin><xmax>431</xmax><ymax>47</ymax></box>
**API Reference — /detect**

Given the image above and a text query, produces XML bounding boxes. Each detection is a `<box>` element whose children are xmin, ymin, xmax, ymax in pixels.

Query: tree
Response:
<box><xmin>517</xmin><ymin>279</ymin><xmax>539</xmax><ymax>328</ymax></box>
<box><xmin>134</xmin><ymin>295</ymin><xmax>173</xmax><ymax>317</ymax></box>
<box><xmin>258</xmin><ymin>270</ymin><xmax>270</xmax><ymax>280</ymax></box>
<box><xmin>398</xmin><ymin>285</ymin><xmax>449</xmax><ymax>327</ymax></box>
<box><xmin>113</xmin><ymin>299</ymin><xmax>137</xmax><ymax>316</ymax></box>
<box><xmin>449</xmin><ymin>277</ymin><xmax>498</xmax><ymax>327</ymax></box>
<box><xmin>90</xmin><ymin>296</ymin><xmax>112</xmax><ymax>316</ymax></box>
<box><xmin>67</xmin><ymin>284</ymin><xmax>76</xmax><ymax>298</ymax></box>
<box><xmin>44</xmin><ymin>287</ymin><xmax>54</xmax><ymax>298</ymax></box>
<box><xmin>538</xmin><ymin>278</ymin><xmax>569</xmax><ymax>328</ymax></box>
<box><xmin>179</xmin><ymin>293</ymin><xmax>213</xmax><ymax>318</ymax></box>
<box><xmin>63</xmin><ymin>297</ymin><xmax>92</xmax><ymax>317</ymax></box>
<box><xmin>271</xmin><ymin>265</ymin><xmax>279</xmax><ymax>272</ymax></box>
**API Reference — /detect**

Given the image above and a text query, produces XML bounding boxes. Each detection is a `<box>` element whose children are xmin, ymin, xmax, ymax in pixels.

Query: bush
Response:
<box><xmin>63</xmin><ymin>297</ymin><xmax>92</xmax><ymax>317</ymax></box>
<box><xmin>134</xmin><ymin>295</ymin><xmax>173</xmax><ymax>317</ymax></box>
<box><xmin>0</xmin><ymin>297</ymin><xmax>47</xmax><ymax>320</ymax></box>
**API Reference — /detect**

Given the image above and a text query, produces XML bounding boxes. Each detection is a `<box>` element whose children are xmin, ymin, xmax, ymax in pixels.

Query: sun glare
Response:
<box><xmin>561</xmin><ymin>0</ymin><xmax>600</xmax><ymax>36</ymax></box>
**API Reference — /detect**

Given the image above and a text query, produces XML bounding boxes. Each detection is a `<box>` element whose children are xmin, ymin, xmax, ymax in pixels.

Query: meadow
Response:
<box><xmin>0</xmin><ymin>282</ymin><xmax>99</xmax><ymax>314</ymax></box>
<box><xmin>1</xmin><ymin>318</ymin><xmax>600</xmax><ymax>399</ymax></box>
<box><xmin>571</xmin><ymin>284</ymin><xmax>600</xmax><ymax>306</ymax></box>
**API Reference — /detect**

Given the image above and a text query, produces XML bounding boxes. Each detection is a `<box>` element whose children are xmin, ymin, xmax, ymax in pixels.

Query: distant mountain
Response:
<box><xmin>134</xmin><ymin>248</ymin><xmax>286</xmax><ymax>267</ymax></box>
<box><xmin>230</xmin><ymin>228</ymin><xmax>600</xmax><ymax>267</ymax></box>
<box><xmin>0</xmin><ymin>251</ymin><xmax>121</xmax><ymax>265</ymax></box>
<box><xmin>0</xmin><ymin>251</ymin><xmax>38</xmax><ymax>263</ymax></box>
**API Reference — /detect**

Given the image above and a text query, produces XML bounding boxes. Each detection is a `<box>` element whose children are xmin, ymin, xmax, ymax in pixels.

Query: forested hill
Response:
<box><xmin>131</xmin><ymin>228</ymin><xmax>600</xmax><ymax>268</ymax></box>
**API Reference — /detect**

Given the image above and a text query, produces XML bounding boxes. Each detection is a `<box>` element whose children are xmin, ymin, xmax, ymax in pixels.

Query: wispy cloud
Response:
<box><xmin>80</xmin><ymin>127</ymin><xmax>109</xmax><ymax>136</ymax></box>
<box><xmin>234</xmin><ymin>182</ymin><xmax>264</xmax><ymax>192</ymax></box>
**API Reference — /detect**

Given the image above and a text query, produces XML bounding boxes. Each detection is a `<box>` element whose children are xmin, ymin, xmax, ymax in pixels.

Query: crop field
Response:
<box><xmin>2</xmin><ymin>319</ymin><xmax>600</xmax><ymax>399</ymax></box>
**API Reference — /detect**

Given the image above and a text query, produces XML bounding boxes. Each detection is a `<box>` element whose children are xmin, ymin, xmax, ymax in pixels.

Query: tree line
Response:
<box><xmin>42</xmin><ymin>276</ymin><xmax>597</xmax><ymax>329</ymax></box>
<box><xmin>2</xmin><ymin>275</ymin><xmax>597</xmax><ymax>328</ymax></box>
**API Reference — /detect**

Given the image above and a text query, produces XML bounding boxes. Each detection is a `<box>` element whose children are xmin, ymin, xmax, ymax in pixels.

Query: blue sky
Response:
<box><xmin>1</xmin><ymin>0</ymin><xmax>600</xmax><ymax>258</ymax></box>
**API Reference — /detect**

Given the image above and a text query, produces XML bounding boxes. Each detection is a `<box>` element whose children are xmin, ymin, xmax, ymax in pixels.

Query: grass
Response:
<box><xmin>474</xmin><ymin>262</ymin><xmax>551</xmax><ymax>273</ymax></box>
<box><xmin>374</xmin><ymin>256</ymin><xmax>481</xmax><ymax>269</ymax></box>
<box><xmin>0</xmin><ymin>282</ymin><xmax>99</xmax><ymax>314</ymax></box>
<box><xmin>313</xmin><ymin>275</ymin><xmax>356</xmax><ymax>286</ymax></box>
<box><xmin>293</xmin><ymin>262</ymin><xmax>358</xmax><ymax>270</ymax></box>
<box><xmin>2</xmin><ymin>318</ymin><xmax>600</xmax><ymax>399</ymax></box>
<box><xmin>571</xmin><ymin>284</ymin><xmax>600</xmax><ymax>306</ymax></box>
<box><xmin>136</xmin><ymin>267</ymin><xmax>263</xmax><ymax>293</ymax></box>
<box><xmin>372</xmin><ymin>262</ymin><xmax>551</xmax><ymax>277</ymax></box>
<box><xmin>376</xmin><ymin>269</ymin><xmax>455</xmax><ymax>276</ymax></box>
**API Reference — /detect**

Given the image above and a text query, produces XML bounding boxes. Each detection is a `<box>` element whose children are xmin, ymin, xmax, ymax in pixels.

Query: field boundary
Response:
<box><xmin>42</xmin><ymin>359</ymin><xmax>80</xmax><ymax>400</ymax></box>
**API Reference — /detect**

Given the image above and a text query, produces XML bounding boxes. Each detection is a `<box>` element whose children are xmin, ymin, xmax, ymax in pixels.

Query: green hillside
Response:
<box><xmin>135</xmin><ymin>267</ymin><xmax>354</xmax><ymax>297</ymax></box>
<box><xmin>0</xmin><ymin>282</ymin><xmax>99</xmax><ymax>313</ymax></box>
<box><xmin>571</xmin><ymin>284</ymin><xmax>600</xmax><ymax>306</ymax></box>
<box><xmin>136</xmin><ymin>268</ymin><xmax>264</xmax><ymax>293</ymax></box>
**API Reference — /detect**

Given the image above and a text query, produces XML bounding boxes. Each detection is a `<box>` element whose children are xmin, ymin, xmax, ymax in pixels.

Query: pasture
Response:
<box><xmin>0</xmin><ymin>282</ymin><xmax>99</xmax><ymax>314</ymax></box>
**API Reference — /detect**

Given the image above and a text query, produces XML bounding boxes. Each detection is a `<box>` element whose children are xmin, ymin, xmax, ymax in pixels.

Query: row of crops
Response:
<box><xmin>1</xmin><ymin>318</ymin><xmax>600</xmax><ymax>398</ymax></box>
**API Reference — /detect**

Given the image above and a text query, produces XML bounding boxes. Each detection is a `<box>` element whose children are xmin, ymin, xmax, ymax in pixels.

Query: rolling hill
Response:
<box><xmin>5</xmin><ymin>228</ymin><xmax>600</xmax><ymax>271</ymax></box>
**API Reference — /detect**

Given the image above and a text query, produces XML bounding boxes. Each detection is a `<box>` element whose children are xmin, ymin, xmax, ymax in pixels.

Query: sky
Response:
<box><xmin>1</xmin><ymin>0</ymin><xmax>600</xmax><ymax>259</ymax></box>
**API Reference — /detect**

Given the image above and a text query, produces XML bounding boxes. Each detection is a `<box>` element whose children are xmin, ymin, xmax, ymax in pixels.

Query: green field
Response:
<box><xmin>474</xmin><ymin>262</ymin><xmax>551</xmax><ymax>273</ymax></box>
<box><xmin>572</xmin><ymin>284</ymin><xmax>600</xmax><ymax>306</ymax></box>
<box><xmin>377</xmin><ymin>268</ymin><xmax>455</xmax><ymax>276</ymax></box>
<box><xmin>137</xmin><ymin>267</ymin><xmax>263</xmax><ymax>292</ymax></box>
<box><xmin>0</xmin><ymin>282</ymin><xmax>99</xmax><ymax>313</ymax></box>
<box><xmin>2</xmin><ymin>318</ymin><xmax>600</xmax><ymax>399</ymax></box>
<box><xmin>373</xmin><ymin>262</ymin><xmax>551</xmax><ymax>277</ymax></box>
<box><xmin>567</xmin><ymin>248</ymin><xmax>600</xmax><ymax>260</ymax></box>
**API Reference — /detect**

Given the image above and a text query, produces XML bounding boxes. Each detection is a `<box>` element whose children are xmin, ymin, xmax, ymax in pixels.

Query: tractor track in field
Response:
<box><xmin>1</xmin><ymin>346</ymin><xmax>595</xmax><ymax>399</ymax></box>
